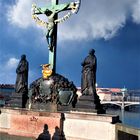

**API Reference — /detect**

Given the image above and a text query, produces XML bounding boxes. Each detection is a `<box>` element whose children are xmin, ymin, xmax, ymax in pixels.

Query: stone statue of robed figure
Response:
<box><xmin>80</xmin><ymin>49</ymin><xmax>105</xmax><ymax>113</ymax></box>
<box><xmin>15</xmin><ymin>54</ymin><xmax>29</xmax><ymax>108</ymax></box>
<box><xmin>81</xmin><ymin>49</ymin><xmax>97</xmax><ymax>97</ymax></box>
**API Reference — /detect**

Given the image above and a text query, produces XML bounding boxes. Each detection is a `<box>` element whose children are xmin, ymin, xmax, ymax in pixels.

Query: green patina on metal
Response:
<box><xmin>32</xmin><ymin>0</ymin><xmax>81</xmax><ymax>73</ymax></box>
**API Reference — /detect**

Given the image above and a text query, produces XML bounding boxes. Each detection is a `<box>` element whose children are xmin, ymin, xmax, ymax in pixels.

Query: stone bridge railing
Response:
<box><xmin>116</xmin><ymin>123</ymin><xmax>140</xmax><ymax>140</ymax></box>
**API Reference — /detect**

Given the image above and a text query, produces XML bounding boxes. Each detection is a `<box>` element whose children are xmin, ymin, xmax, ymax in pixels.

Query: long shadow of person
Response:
<box><xmin>52</xmin><ymin>126</ymin><xmax>66</xmax><ymax>140</ymax></box>
<box><xmin>52</xmin><ymin>126</ymin><xmax>60</xmax><ymax>140</ymax></box>
<box><xmin>36</xmin><ymin>124</ymin><xmax>51</xmax><ymax>140</ymax></box>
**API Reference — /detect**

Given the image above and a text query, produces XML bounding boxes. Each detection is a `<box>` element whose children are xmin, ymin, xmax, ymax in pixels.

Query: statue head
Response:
<box><xmin>45</xmin><ymin>9</ymin><xmax>52</xmax><ymax>16</ymax></box>
<box><xmin>21</xmin><ymin>54</ymin><xmax>26</xmax><ymax>60</ymax></box>
<box><xmin>44</xmin><ymin>124</ymin><xmax>48</xmax><ymax>130</ymax></box>
<box><xmin>89</xmin><ymin>49</ymin><xmax>95</xmax><ymax>55</ymax></box>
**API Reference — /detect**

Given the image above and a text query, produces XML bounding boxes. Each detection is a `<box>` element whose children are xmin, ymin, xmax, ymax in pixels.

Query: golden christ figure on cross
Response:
<box><xmin>32</xmin><ymin>0</ymin><xmax>80</xmax><ymax>73</ymax></box>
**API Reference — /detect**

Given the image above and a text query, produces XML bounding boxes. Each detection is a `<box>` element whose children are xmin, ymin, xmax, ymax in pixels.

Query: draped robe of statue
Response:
<box><xmin>81</xmin><ymin>49</ymin><xmax>97</xmax><ymax>96</ymax></box>
<box><xmin>15</xmin><ymin>55</ymin><xmax>29</xmax><ymax>94</ymax></box>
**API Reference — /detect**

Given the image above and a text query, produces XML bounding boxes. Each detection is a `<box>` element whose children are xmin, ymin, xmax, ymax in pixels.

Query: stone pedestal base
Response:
<box><xmin>74</xmin><ymin>95</ymin><xmax>105</xmax><ymax>114</ymax></box>
<box><xmin>29</xmin><ymin>102</ymin><xmax>57</xmax><ymax>112</ymax></box>
<box><xmin>64</xmin><ymin>112</ymin><xmax>119</xmax><ymax>140</ymax></box>
<box><xmin>7</xmin><ymin>93</ymin><xmax>22</xmax><ymax>108</ymax></box>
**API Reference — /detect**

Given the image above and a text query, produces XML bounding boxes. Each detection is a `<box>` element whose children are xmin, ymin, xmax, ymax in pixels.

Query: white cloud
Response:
<box><xmin>0</xmin><ymin>57</ymin><xmax>19</xmax><ymax>84</ymax></box>
<box><xmin>0</xmin><ymin>57</ymin><xmax>35</xmax><ymax>84</ymax></box>
<box><xmin>59</xmin><ymin>0</ymin><xmax>131</xmax><ymax>40</ymax></box>
<box><xmin>132</xmin><ymin>0</ymin><xmax>140</xmax><ymax>24</ymax></box>
<box><xmin>7</xmin><ymin>0</ymin><xmax>33</xmax><ymax>28</ymax></box>
<box><xmin>7</xmin><ymin>0</ymin><xmax>140</xmax><ymax>40</ymax></box>
<box><xmin>6</xmin><ymin>58</ymin><xmax>19</xmax><ymax>69</ymax></box>
<box><xmin>7</xmin><ymin>0</ymin><xmax>50</xmax><ymax>28</ymax></box>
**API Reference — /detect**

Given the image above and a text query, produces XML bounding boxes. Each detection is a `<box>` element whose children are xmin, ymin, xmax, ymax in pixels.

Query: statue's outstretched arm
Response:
<box><xmin>32</xmin><ymin>4</ymin><xmax>48</xmax><ymax>14</ymax></box>
<box><xmin>34</xmin><ymin>7</ymin><xmax>46</xmax><ymax>14</ymax></box>
<box><xmin>54</xmin><ymin>2</ymin><xmax>76</xmax><ymax>13</ymax></box>
<box><xmin>54</xmin><ymin>3</ymin><xmax>69</xmax><ymax>13</ymax></box>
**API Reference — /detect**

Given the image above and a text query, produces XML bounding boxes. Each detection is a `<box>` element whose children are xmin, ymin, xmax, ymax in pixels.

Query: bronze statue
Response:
<box><xmin>81</xmin><ymin>49</ymin><xmax>97</xmax><ymax>96</ymax></box>
<box><xmin>80</xmin><ymin>49</ymin><xmax>105</xmax><ymax>113</ymax></box>
<box><xmin>32</xmin><ymin>0</ymin><xmax>81</xmax><ymax>72</ymax></box>
<box><xmin>32</xmin><ymin>2</ymin><xmax>79</xmax><ymax>51</ymax></box>
<box><xmin>15</xmin><ymin>54</ymin><xmax>29</xmax><ymax>108</ymax></box>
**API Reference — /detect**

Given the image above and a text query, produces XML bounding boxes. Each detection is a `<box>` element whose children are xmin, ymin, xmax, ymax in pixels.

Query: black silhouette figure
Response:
<box><xmin>81</xmin><ymin>49</ymin><xmax>97</xmax><ymax>96</ymax></box>
<box><xmin>15</xmin><ymin>54</ymin><xmax>29</xmax><ymax>108</ymax></box>
<box><xmin>52</xmin><ymin>126</ymin><xmax>60</xmax><ymax>140</ymax></box>
<box><xmin>36</xmin><ymin>124</ymin><xmax>51</xmax><ymax>140</ymax></box>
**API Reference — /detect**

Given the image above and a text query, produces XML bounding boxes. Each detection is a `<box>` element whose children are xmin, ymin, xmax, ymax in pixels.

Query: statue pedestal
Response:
<box><xmin>7</xmin><ymin>93</ymin><xmax>22</xmax><ymax>108</ymax></box>
<box><xmin>29</xmin><ymin>102</ymin><xmax>57</xmax><ymax>112</ymax></box>
<box><xmin>74</xmin><ymin>95</ymin><xmax>105</xmax><ymax>114</ymax></box>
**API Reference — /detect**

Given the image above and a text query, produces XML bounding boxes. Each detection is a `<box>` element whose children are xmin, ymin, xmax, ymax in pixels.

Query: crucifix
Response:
<box><xmin>32</xmin><ymin>0</ymin><xmax>80</xmax><ymax>74</ymax></box>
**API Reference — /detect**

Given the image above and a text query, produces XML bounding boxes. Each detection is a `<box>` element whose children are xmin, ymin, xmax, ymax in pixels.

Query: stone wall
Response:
<box><xmin>63</xmin><ymin>112</ymin><xmax>119</xmax><ymax>140</ymax></box>
<box><xmin>0</xmin><ymin>108</ymin><xmax>61</xmax><ymax>139</ymax></box>
<box><xmin>0</xmin><ymin>108</ymin><xmax>123</xmax><ymax>140</ymax></box>
<box><xmin>116</xmin><ymin>123</ymin><xmax>140</xmax><ymax>140</ymax></box>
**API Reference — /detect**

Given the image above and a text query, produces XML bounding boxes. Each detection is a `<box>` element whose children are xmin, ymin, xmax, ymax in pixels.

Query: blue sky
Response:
<box><xmin>0</xmin><ymin>0</ymin><xmax>140</xmax><ymax>89</ymax></box>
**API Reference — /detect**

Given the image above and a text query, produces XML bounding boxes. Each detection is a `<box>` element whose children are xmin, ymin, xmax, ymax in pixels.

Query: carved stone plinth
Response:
<box><xmin>30</xmin><ymin>102</ymin><xmax>58</xmax><ymax>112</ymax></box>
<box><xmin>74</xmin><ymin>95</ymin><xmax>105</xmax><ymax>114</ymax></box>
